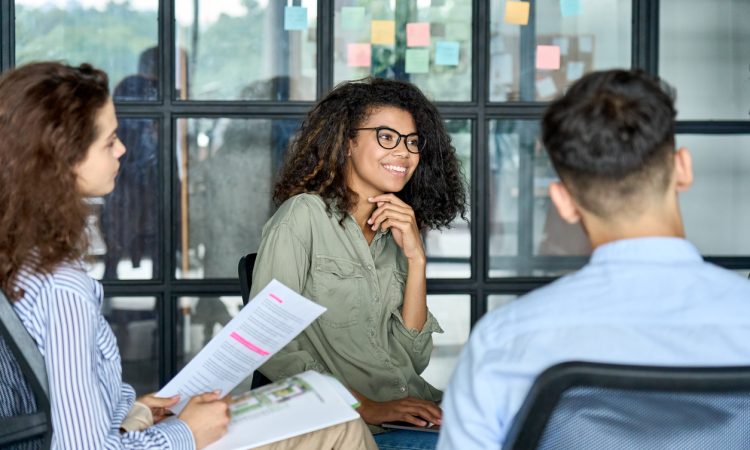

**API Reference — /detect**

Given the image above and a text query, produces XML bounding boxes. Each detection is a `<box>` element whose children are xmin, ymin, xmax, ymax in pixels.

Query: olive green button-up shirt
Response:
<box><xmin>250</xmin><ymin>193</ymin><xmax>444</xmax><ymax>412</ymax></box>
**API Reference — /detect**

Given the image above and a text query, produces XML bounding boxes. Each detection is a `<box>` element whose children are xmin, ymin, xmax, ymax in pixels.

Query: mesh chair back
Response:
<box><xmin>504</xmin><ymin>361</ymin><xmax>750</xmax><ymax>450</ymax></box>
<box><xmin>0</xmin><ymin>290</ymin><xmax>51</xmax><ymax>449</ymax></box>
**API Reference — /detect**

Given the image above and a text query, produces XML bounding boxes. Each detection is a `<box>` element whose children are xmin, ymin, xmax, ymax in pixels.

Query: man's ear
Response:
<box><xmin>674</xmin><ymin>147</ymin><xmax>693</xmax><ymax>192</ymax></box>
<box><xmin>549</xmin><ymin>181</ymin><xmax>582</xmax><ymax>224</ymax></box>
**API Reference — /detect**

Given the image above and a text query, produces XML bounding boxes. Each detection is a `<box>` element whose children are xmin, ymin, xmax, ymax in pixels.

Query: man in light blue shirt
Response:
<box><xmin>438</xmin><ymin>70</ymin><xmax>750</xmax><ymax>449</ymax></box>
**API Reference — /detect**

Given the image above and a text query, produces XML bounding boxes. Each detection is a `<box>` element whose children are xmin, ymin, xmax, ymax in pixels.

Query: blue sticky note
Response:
<box><xmin>435</xmin><ymin>41</ymin><xmax>460</xmax><ymax>66</ymax></box>
<box><xmin>560</xmin><ymin>0</ymin><xmax>582</xmax><ymax>17</ymax></box>
<box><xmin>284</xmin><ymin>6</ymin><xmax>308</xmax><ymax>30</ymax></box>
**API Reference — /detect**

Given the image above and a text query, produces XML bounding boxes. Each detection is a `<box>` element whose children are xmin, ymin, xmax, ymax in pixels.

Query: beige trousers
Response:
<box><xmin>254</xmin><ymin>419</ymin><xmax>377</xmax><ymax>450</ymax></box>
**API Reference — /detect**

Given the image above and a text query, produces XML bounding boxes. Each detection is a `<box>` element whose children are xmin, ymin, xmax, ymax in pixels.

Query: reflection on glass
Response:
<box><xmin>175</xmin><ymin>0</ymin><xmax>317</xmax><ymax>100</ymax></box>
<box><xmin>333</xmin><ymin>1</ymin><xmax>472</xmax><ymax>101</ymax></box>
<box><xmin>488</xmin><ymin>120</ymin><xmax>588</xmax><ymax>277</ymax></box>
<box><xmin>175</xmin><ymin>118</ymin><xmax>300</xmax><ymax>279</ymax></box>
<box><xmin>175</xmin><ymin>296</ymin><xmax>253</xmax><ymax>393</ymax></box>
<box><xmin>421</xmin><ymin>295</ymin><xmax>470</xmax><ymax>390</ymax></box>
<box><xmin>489</xmin><ymin>0</ymin><xmax>631</xmax><ymax>101</ymax></box>
<box><xmin>660</xmin><ymin>0</ymin><xmax>750</xmax><ymax>119</ymax></box>
<box><xmin>87</xmin><ymin>118</ymin><xmax>159</xmax><ymax>280</ymax></box>
<box><xmin>678</xmin><ymin>135</ymin><xmax>750</xmax><ymax>255</ymax></box>
<box><xmin>102</xmin><ymin>296</ymin><xmax>159</xmax><ymax>395</ymax></box>
<box><xmin>487</xmin><ymin>294</ymin><xmax>518</xmax><ymax>311</ymax></box>
<box><xmin>15</xmin><ymin>1</ymin><xmax>159</xmax><ymax>101</ymax></box>
<box><xmin>425</xmin><ymin>119</ymin><xmax>472</xmax><ymax>279</ymax></box>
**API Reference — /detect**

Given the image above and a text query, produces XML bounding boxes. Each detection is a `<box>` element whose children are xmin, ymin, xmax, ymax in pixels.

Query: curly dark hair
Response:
<box><xmin>273</xmin><ymin>77</ymin><xmax>467</xmax><ymax>230</ymax></box>
<box><xmin>0</xmin><ymin>62</ymin><xmax>110</xmax><ymax>300</ymax></box>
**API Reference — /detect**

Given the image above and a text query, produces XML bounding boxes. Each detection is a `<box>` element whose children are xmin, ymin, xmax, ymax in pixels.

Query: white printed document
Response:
<box><xmin>157</xmin><ymin>279</ymin><xmax>327</xmax><ymax>413</ymax></box>
<box><xmin>205</xmin><ymin>370</ymin><xmax>360</xmax><ymax>450</ymax></box>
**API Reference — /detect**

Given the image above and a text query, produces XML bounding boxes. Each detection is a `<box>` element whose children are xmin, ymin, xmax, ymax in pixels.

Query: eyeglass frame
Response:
<box><xmin>354</xmin><ymin>126</ymin><xmax>425</xmax><ymax>154</ymax></box>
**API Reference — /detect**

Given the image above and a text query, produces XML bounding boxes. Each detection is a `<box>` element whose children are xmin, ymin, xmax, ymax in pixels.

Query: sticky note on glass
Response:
<box><xmin>536</xmin><ymin>45</ymin><xmax>561</xmax><ymax>70</ymax></box>
<box><xmin>560</xmin><ymin>0</ymin><xmax>582</xmax><ymax>17</ymax></box>
<box><xmin>435</xmin><ymin>41</ymin><xmax>460</xmax><ymax>66</ymax></box>
<box><xmin>536</xmin><ymin>77</ymin><xmax>558</xmax><ymax>98</ymax></box>
<box><xmin>407</xmin><ymin>22</ymin><xmax>431</xmax><ymax>47</ymax></box>
<box><xmin>504</xmin><ymin>1</ymin><xmax>530</xmax><ymax>25</ymax></box>
<box><xmin>552</xmin><ymin>37</ymin><xmax>569</xmax><ymax>56</ymax></box>
<box><xmin>341</xmin><ymin>6</ymin><xmax>366</xmax><ymax>31</ymax></box>
<box><xmin>405</xmin><ymin>48</ymin><xmax>430</xmax><ymax>73</ymax></box>
<box><xmin>579</xmin><ymin>36</ymin><xmax>593</xmax><ymax>53</ymax></box>
<box><xmin>284</xmin><ymin>6</ymin><xmax>308</xmax><ymax>31</ymax></box>
<box><xmin>371</xmin><ymin>20</ymin><xmax>396</xmax><ymax>45</ymax></box>
<box><xmin>566</xmin><ymin>61</ymin><xmax>585</xmax><ymax>81</ymax></box>
<box><xmin>347</xmin><ymin>43</ymin><xmax>372</xmax><ymax>67</ymax></box>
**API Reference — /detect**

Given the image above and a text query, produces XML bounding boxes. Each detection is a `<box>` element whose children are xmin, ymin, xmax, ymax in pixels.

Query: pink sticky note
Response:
<box><xmin>536</xmin><ymin>45</ymin><xmax>561</xmax><ymax>70</ymax></box>
<box><xmin>406</xmin><ymin>22</ymin><xmax>431</xmax><ymax>47</ymax></box>
<box><xmin>347</xmin><ymin>43</ymin><xmax>372</xmax><ymax>67</ymax></box>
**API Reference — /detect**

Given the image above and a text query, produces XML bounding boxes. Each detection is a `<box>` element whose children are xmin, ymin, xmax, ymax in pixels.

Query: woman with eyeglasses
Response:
<box><xmin>250</xmin><ymin>78</ymin><xmax>467</xmax><ymax>449</ymax></box>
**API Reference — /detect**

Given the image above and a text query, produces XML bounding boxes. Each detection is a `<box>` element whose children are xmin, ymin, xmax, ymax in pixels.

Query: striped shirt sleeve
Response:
<box><xmin>45</xmin><ymin>287</ymin><xmax>195</xmax><ymax>449</ymax></box>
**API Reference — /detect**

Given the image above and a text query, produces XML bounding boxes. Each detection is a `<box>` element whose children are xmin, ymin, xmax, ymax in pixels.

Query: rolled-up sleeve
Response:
<box><xmin>390</xmin><ymin>308</ymin><xmax>443</xmax><ymax>374</ymax></box>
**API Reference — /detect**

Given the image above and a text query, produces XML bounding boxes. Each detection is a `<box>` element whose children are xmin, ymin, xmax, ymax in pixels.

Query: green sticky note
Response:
<box><xmin>405</xmin><ymin>48</ymin><xmax>430</xmax><ymax>74</ymax></box>
<box><xmin>341</xmin><ymin>6</ymin><xmax>365</xmax><ymax>31</ymax></box>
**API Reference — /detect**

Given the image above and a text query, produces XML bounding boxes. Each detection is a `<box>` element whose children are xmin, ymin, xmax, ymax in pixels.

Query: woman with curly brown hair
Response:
<box><xmin>0</xmin><ymin>61</ymin><xmax>236</xmax><ymax>449</ymax></box>
<box><xmin>250</xmin><ymin>78</ymin><xmax>467</xmax><ymax>449</ymax></box>
<box><xmin>0</xmin><ymin>61</ymin><xmax>376</xmax><ymax>450</ymax></box>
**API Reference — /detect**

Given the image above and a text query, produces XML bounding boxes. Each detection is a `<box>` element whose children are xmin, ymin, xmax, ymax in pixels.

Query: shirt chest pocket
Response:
<box><xmin>312</xmin><ymin>256</ymin><xmax>367</xmax><ymax>328</ymax></box>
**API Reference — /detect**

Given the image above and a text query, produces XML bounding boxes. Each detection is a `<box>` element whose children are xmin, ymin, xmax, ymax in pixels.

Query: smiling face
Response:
<box><xmin>73</xmin><ymin>98</ymin><xmax>126</xmax><ymax>197</ymax></box>
<box><xmin>346</xmin><ymin>106</ymin><xmax>421</xmax><ymax>199</ymax></box>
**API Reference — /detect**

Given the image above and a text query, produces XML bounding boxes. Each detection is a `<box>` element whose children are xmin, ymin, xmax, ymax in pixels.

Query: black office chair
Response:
<box><xmin>237</xmin><ymin>253</ymin><xmax>272</xmax><ymax>389</ymax></box>
<box><xmin>503</xmin><ymin>361</ymin><xmax>750</xmax><ymax>450</ymax></box>
<box><xmin>0</xmin><ymin>289</ymin><xmax>52</xmax><ymax>449</ymax></box>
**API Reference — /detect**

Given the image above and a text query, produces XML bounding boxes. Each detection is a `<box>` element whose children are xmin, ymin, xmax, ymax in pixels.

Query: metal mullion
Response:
<box><xmin>1</xmin><ymin>0</ymin><xmax>13</xmax><ymax>71</ymax></box>
<box><xmin>469</xmin><ymin>0</ymin><xmax>489</xmax><ymax>325</ymax></box>
<box><xmin>632</xmin><ymin>0</ymin><xmax>658</xmax><ymax>73</ymax></box>
<box><xmin>160</xmin><ymin>0</ymin><xmax>176</xmax><ymax>387</ymax></box>
<box><xmin>317</xmin><ymin>0</ymin><xmax>333</xmax><ymax>98</ymax></box>
<box><xmin>484</xmin><ymin>103</ymin><xmax>548</xmax><ymax>118</ymax></box>
<box><xmin>676</xmin><ymin>121</ymin><xmax>750</xmax><ymax>135</ymax></box>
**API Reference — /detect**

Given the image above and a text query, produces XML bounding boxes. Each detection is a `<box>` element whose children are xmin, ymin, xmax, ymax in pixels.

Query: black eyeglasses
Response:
<box><xmin>355</xmin><ymin>126</ymin><xmax>425</xmax><ymax>154</ymax></box>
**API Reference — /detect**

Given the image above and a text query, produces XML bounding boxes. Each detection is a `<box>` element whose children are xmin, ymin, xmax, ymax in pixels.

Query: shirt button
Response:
<box><xmin>399</xmin><ymin>386</ymin><xmax>406</xmax><ymax>393</ymax></box>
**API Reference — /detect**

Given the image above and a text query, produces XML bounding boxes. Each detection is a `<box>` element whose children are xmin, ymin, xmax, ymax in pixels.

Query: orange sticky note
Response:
<box><xmin>406</xmin><ymin>22</ymin><xmax>431</xmax><ymax>47</ymax></box>
<box><xmin>347</xmin><ymin>43</ymin><xmax>372</xmax><ymax>67</ymax></box>
<box><xmin>505</xmin><ymin>1</ymin><xmax>530</xmax><ymax>25</ymax></box>
<box><xmin>536</xmin><ymin>45</ymin><xmax>561</xmax><ymax>70</ymax></box>
<box><xmin>371</xmin><ymin>20</ymin><xmax>396</xmax><ymax>45</ymax></box>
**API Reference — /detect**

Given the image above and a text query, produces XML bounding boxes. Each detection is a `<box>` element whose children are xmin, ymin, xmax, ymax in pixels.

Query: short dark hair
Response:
<box><xmin>541</xmin><ymin>69</ymin><xmax>677</xmax><ymax>217</ymax></box>
<box><xmin>274</xmin><ymin>77</ymin><xmax>467</xmax><ymax>229</ymax></box>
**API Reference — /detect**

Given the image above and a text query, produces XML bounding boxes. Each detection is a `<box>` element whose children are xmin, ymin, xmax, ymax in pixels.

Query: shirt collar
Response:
<box><xmin>590</xmin><ymin>237</ymin><xmax>703</xmax><ymax>265</ymax></box>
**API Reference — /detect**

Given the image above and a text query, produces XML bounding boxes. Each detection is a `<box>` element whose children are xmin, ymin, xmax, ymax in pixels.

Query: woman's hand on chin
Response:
<box><xmin>367</xmin><ymin>194</ymin><xmax>426</xmax><ymax>264</ymax></box>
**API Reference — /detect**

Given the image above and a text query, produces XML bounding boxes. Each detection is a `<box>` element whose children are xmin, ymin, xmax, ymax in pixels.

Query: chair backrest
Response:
<box><xmin>503</xmin><ymin>361</ymin><xmax>750</xmax><ymax>450</ymax></box>
<box><xmin>236</xmin><ymin>253</ymin><xmax>271</xmax><ymax>389</ymax></box>
<box><xmin>0</xmin><ymin>289</ymin><xmax>52</xmax><ymax>449</ymax></box>
<box><xmin>238</xmin><ymin>253</ymin><xmax>257</xmax><ymax>306</ymax></box>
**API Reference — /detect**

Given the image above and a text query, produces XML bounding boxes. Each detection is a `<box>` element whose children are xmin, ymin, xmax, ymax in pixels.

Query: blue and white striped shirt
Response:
<box><xmin>8</xmin><ymin>262</ymin><xmax>194</xmax><ymax>449</ymax></box>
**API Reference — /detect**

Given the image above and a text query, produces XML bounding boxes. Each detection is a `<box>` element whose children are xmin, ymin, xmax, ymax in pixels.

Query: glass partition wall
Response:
<box><xmin>3</xmin><ymin>0</ymin><xmax>748</xmax><ymax>392</ymax></box>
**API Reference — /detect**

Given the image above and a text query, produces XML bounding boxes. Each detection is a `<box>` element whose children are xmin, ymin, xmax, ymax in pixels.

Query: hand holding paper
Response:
<box><xmin>157</xmin><ymin>279</ymin><xmax>326</xmax><ymax>413</ymax></box>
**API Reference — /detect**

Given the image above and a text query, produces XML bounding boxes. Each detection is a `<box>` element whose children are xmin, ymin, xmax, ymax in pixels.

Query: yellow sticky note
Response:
<box><xmin>371</xmin><ymin>20</ymin><xmax>396</xmax><ymax>45</ymax></box>
<box><xmin>505</xmin><ymin>1</ymin><xmax>530</xmax><ymax>26</ymax></box>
